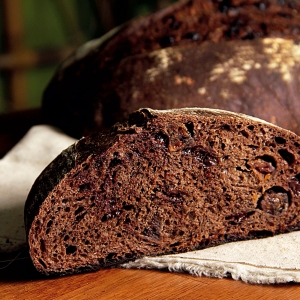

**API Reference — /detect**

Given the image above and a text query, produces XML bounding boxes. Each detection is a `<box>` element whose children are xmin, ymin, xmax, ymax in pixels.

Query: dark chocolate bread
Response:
<box><xmin>42</xmin><ymin>0</ymin><xmax>300</xmax><ymax>138</ymax></box>
<box><xmin>25</xmin><ymin>108</ymin><xmax>300</xmax><ymax>276</ymax></box>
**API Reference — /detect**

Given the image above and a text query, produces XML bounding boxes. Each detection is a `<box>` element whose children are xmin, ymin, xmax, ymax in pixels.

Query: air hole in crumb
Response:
<box><xmin>39</xmin><ymin>259</ymin><xmax>47</xmax><ymax>269</ymax></box>
<box><xmin>75</xmin><ymin>206</ymin><xmax>84</xmax><ymax>215</ymax></box>
<box><xmin>240</xmin><ymin>130</ymin><xmax>249</xmax><ymax>138</ymax></box>
<box><xmin>122</xmin><ymin>203</ymin><xmax>134</xmax><ymax>211</ymax></box>
<box><xmin>106</xmin><ymin>253</ymin><xmax>117</xmax><ymax>260</ymax></box>
<box><xmin>278</xmin><ymin>149</ymin><xmax>295</xmax><ymax>165</ymax></box>
<box><xmin>46</xmin><ymin>220</ymin><xmax>53</xmax><ymax>228</ymax></box>
<box><xmin>64</xmin><ymin>207</ymin><xmax>70</xmax><ymax>212</ymax></box>
<box><xmin>64</xmin><ymin>235</ymin><xmax>69</xmax><ymax>241</ymax></box>
<box><xmin>78</xmin><ymin>183</ymin><xmax>90</xmax><ymax>192</ymax></box>
<box><xmin>76</xmin><ymin>212</ymin><xmax>87</xmax><ymax>223</ymax></box>
<box><xmin>184</xmin><ymin>122</ymin><xmax>194</xmax><ymax>137</ymax></box>
<box><xmin>66</xmin><ymin>245</ymin><xmax>77</xmax><ymax>255</ymax></box>
<box><xmin>76</xmin><ymin>197</ymin><xmax>85</xmax><ymax>201</ymax></box>
<box><xmin>40</xmin><ymin>239</ymin><xmax>46</xmax><ymax>252</ymax></box>
<box><xmin>275</xmin><ymin>136</ymin><xmax>286</xmax><ymax>144</ymax></box>
<box><xmin>109</xmin><ymin>153</ymin><xmax>122</xmax><ymax>168</ymax></box>
<box><xmin>171</xmin><ymin>242</ymin><xmax>180</xmax><ymax>247</ymax></box>
<box><xmin>221</xmin><ymin>124</ymin><xmax>231</xmax><ymax>131</ymax></box>
<box><xmin>247</xmin><ymin>125</ymin><xmax>254</xmax><ymax>131</ymax></box>
<box><xmin>83</xmin><ymin>164</ymin><xmax>89</xmax><ymax>171</ymax></box>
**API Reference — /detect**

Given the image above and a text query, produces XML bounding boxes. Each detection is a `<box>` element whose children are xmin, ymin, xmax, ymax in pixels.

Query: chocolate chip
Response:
<box><xmin>258</xmin><ymin>187</ymin><xmax>289</xmax><ymax>215</ymax></box>
<box><xmin>183</xmin><ymin>146</ymin><xmax>218</xmax><ymax>168</ymax></box>
<box><xmin>247</xmin><ymin>155</ymin><xmax>276</xmax><ymax>174</ymax></box>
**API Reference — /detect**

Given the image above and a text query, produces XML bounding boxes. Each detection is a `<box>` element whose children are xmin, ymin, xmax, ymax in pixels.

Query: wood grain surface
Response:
<box><xmin>1</xmin><ymin>250</ymin><xmax>300</xmax><ymax>300</ymax></box>
<box><xmin>1</xmin><ymin>110</ymin><xmax>300</xmax><ymax>299</ymax></box>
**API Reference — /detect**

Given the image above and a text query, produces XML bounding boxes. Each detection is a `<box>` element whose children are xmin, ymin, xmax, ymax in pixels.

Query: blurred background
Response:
<box><xmin>0</xmin><ymin>0</ymin><xmax>178</xmax><ymax>114</ymax></box>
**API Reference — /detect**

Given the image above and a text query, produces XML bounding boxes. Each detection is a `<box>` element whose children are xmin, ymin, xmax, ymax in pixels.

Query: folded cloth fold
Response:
<box><xmin>123</xmin><ymin>231</ymin><xmax>300</xmax><ymax>284</ymax></box>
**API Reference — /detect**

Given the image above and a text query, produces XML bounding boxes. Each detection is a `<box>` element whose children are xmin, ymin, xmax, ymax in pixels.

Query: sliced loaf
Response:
<box><xmin>25</xmin><ymin>108</ymin><xmax>300</xmax><ymax>275</ymax></box>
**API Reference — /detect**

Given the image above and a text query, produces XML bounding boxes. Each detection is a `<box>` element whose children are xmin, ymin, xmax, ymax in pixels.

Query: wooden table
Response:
<box><xmin>1</xmin><ymin>109</ymin><xmax>300</xmax><ymax>299</ymax></box>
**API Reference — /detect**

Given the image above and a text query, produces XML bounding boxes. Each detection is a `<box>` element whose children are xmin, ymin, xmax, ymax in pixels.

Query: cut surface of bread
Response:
<box><xmin>25</xmin><ymin>108</ymin><xmax>300</xmax><ymax>275</ymax></box>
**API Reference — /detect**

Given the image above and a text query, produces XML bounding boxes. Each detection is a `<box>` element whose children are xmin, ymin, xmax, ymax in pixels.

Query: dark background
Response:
<box><xmin>0</xmin><ymin>0</ymin><xmax>178</xmax><ymax>114</ymax></box>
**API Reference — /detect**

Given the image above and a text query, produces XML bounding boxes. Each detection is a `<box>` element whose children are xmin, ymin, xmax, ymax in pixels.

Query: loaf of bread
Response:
<box><xmin>25</xmin><ymin>108</ymin><xmax>300</xmax><ymax>275</ymax></box>
<box><xmin>42</xmin><ymin>0</ymin><xmax>300</xmax><ymax>138</ymax></box>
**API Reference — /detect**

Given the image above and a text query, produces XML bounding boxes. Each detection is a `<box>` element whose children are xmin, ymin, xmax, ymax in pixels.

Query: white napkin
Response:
<box><xmin>1</xmin><ymin>125</ymin><xmax>300</xmax><ymax>284</ymax></box>
<box><xmin>123</xmin><ymin>232</ymin><xmax>300</xmax><ymax>284</ymax></box>
<box><xmin>0</xmin><ymin>125</ymin><xmax>76</xmax><ymax>252</ymax></box>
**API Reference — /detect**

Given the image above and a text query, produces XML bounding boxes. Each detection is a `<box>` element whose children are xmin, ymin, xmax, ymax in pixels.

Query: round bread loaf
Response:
<box><xmin>25</xmin><ymin>108</ymin><xmax>300</xmax><ymax>275</ymax></box>
<box><xmin>42</xmin><ymin>0</ymin><xmax>300</xmax><ymax>138</ymax></box>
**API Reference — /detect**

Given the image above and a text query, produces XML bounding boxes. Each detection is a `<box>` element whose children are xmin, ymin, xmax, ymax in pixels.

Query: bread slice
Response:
<box><xmin>25</xmin><ymin>108</ymin><xmax>300</xmax><ymax>275</ymax></box>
